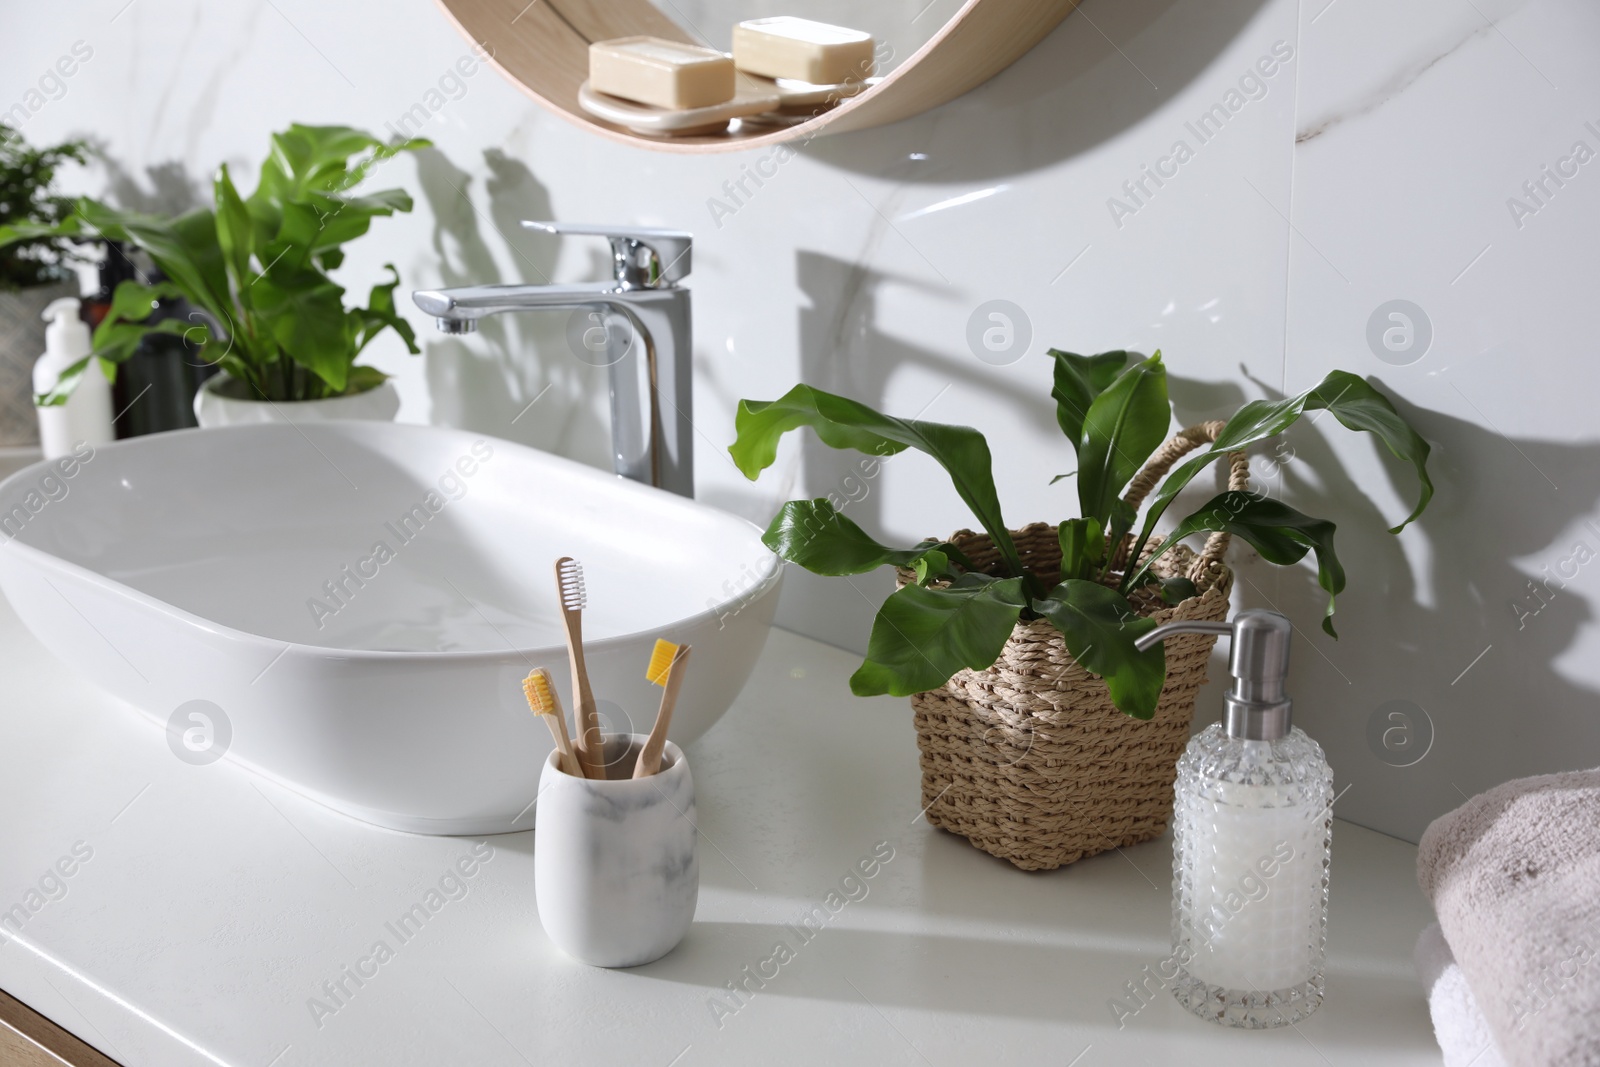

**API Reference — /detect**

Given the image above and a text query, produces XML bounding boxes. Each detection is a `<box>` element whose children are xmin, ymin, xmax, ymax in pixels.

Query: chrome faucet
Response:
<box><xmin>413</xmin><ymin>222</ymin><xmax>694</xmax><ymax>498</ymax></box>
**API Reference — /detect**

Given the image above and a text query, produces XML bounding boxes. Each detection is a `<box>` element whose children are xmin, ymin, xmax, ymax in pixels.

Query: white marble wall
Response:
<box><xmin>1282</xmin><ymin>0</ymin><xmax>1600</xmax><ymax>838</ymax></box>
<box><xmin>4</xmin><ymin>0</ymin><xmax>1596</xmax><ymax>842</ymax></box>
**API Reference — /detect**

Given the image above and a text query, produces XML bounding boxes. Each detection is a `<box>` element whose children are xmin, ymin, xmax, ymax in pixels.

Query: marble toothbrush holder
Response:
<box><xmin>534</xmin><ymin>733</ymin><xmax>699</xmax><ymax>967</ymax></box>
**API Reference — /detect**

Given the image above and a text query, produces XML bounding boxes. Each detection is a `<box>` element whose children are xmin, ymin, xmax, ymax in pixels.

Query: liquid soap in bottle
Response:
<box><xmin>1137</xmin><ymin>609</ymin><xmax>1333</xmax><ymax>1028</ymax></box>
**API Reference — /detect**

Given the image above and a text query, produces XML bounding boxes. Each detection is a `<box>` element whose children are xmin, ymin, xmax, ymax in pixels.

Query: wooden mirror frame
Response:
<box><xmin>435</xmin><ymin>0</ymin><xmax>1082</xmax><ymax>153</ymax></box>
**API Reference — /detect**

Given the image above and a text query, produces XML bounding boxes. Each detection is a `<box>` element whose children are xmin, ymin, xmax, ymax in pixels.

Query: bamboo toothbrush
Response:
<box><xmin>522</xmin><ymin>668</ymin><xmax>580</xmax><ymax>777</ymax></box>
<box><xmin>555</xmin><ymin>557</ymin><xmax>604</xmax><ymax>780</ymax></box>
<box><xmin>634</xmin><ymin>639</ymin><xmax>692</xmax><ymax>778</ymax></box>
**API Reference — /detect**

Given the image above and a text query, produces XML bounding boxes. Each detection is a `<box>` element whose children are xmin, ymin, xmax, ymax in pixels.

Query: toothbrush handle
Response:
<box><xmin>634</xmin><ymin>646</ymin><xmax>691</xmax><ymax>778</ymax></box>
<box><xmin>550</xmin><ymin>698</ymin><xmax>581</xmax><ymax>778</ymax></box>
<box><xmin>565</xmin><ymin>615</ymin><xmax>604</xmax><ymax>779</ymax></box>
<box><xmin>539</xmin><ymin>712</ymin><xmax>581</xmax><ymax>778</ymax></box>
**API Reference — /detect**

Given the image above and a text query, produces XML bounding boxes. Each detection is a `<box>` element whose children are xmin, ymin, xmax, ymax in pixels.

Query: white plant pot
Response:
<box><xmin>535</xmin><ymin>734</ymin><xmax>698</xmax><ymax>968</ymax></box>
<box><xmin>194</xmin><ymin>373</ymin><xmax>400</xmax><ymax>428</ymax></box>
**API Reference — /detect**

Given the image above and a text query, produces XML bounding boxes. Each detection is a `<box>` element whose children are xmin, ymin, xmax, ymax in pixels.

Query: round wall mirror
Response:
<box><xmin>434</xmin><ymin>0</ymin><xmax>1082</xmax><ymax>152</ymax></box>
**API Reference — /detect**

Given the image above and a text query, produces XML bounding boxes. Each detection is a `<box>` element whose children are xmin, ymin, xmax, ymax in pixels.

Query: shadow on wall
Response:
<box><xmin>1228</xmin><ymin>378</ymin><xmax>1600</xmax><ymax>841</ymax></box>
<box><xmin>811</xmin><ymin>0</ymin><xmax>1277</xmax><ymax>182</ymax></box>
<box><xmin>411</xmin><ymin>146</ymin><xmax>613</xmax><ymax>471</ymax></box>
<box><xmin>92</xmin><ymin>145</ymin><xmax>204</xmax><ymax>216</ymax></box>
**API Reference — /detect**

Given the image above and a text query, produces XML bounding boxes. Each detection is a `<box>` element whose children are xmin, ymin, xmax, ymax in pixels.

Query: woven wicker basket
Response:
<box><xmin>905</xmin><ymin>423</ymin><xmax>1248</xmax><ymax>871</ymax></box>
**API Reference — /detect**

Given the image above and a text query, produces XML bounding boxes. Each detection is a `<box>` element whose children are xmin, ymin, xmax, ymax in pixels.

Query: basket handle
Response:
<box><xmin>1115</xmin><ymin>421</ymin><xmax>1250</xmax><ymax>581</ymax></box>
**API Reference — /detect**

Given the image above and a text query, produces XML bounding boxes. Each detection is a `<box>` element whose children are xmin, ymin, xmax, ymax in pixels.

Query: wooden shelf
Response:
<box><xmin>434</xmin><ymin>0</ymin><xmax>1082</xmax><ymax>152</ymax></box>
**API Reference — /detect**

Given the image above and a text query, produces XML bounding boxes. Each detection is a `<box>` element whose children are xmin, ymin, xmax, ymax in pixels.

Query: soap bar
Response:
<box><xmin>589</xmin><ymin>36</ymin><xmax>736</xmax><ymax>111</ymax></box>
<box><xmin>732</xmin><ymin>17</ymin><xmax>875</xmax><ymax>85</ymax></box>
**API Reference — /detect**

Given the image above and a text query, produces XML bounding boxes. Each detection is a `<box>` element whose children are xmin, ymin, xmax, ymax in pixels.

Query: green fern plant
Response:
<box><xmin>729</xmin><ymin>351</ymin><xmax>1433</xmax><ymax>717</ymax></box>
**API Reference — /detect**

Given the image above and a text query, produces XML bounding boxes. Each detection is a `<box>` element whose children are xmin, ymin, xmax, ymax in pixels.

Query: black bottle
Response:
<box><xmin>87</xmin><ymin>243</ymin><xmax>217</xmax><ymax>437</ymax></box>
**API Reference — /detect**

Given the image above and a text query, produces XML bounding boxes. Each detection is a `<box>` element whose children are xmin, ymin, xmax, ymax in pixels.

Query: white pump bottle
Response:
<box><xmin>33</xmin><ymin>298</ymin><xmax>114</xmax><ymax>459</ymax></box>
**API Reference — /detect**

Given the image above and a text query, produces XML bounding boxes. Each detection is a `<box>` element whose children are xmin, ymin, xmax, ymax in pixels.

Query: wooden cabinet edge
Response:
<box><xmin>0</xmin><ymin>988</ymin><xmax>122</xmax><ymax>1067</ymax></box>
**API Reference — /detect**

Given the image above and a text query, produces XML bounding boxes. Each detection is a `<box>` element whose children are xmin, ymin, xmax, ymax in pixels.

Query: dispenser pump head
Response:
<box><xmin>41</xmin><ymin>298</ymin><xmax>91</xmax><ymax>362</ymax></box>
<box><xmin>1134</xmin><ymin>609</ymin><xmax>1294</xmax><ymax>740</ymax></box>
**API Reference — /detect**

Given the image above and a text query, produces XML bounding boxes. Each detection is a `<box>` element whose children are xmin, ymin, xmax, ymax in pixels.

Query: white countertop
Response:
<box><xmin>0</xmin><ymin>595</ymin><xmax>1444</xmax><ymax>1066</ymax></box>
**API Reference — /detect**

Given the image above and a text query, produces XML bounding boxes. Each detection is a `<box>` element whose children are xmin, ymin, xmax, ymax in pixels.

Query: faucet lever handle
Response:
<box><xmin>521</xmin><ymin>221</ymin><xmax>692</xmax><ymax>288</ymax></box>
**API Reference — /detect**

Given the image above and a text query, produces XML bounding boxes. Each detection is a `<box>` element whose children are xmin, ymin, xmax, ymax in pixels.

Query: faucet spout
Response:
<box><xmin>412</xmin><ymin>277</ymin><xmax>694</xmax><ymax>498</ymax></box>
<box><xmin>413</xmin><ymin>282</ymin><xmax>628</xmax><ymax>325</ymax></box>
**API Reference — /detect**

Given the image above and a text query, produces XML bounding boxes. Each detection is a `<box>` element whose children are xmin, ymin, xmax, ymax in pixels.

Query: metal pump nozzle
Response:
<box><xmin>1135</xmin><ymin>610</ymin><xmax>1294</xmax><ymax>740</ymax></box>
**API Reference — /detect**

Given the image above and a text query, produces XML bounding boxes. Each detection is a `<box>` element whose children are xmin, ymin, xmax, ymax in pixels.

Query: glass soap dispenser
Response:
<box><xmin>1136</xmin><ymin>609</ymin><xmax>1333</xmax><ymax>1029</ymax></box>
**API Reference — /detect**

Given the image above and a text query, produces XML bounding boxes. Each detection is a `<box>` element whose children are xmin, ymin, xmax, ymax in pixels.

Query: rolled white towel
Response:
<box><xmin>1414</xmin><ymin>922</ymin><xmax>1507</xmax><ymax>1067</ymax></box>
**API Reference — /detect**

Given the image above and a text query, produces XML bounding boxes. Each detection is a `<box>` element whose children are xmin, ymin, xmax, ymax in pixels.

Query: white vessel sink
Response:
<box><xmin>0</xmin><ymin>422</ymin><xmax>781</xmax><ymax>833</ymax></box>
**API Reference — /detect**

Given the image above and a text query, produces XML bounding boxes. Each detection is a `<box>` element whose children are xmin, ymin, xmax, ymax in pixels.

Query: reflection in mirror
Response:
<box><xmin>655</xmin><ymin>0</ymin><xmax>968</xmax><ymax>76</ymax></box>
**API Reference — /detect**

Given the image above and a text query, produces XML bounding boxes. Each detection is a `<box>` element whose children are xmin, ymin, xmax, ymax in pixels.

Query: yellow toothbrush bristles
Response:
<box><xmin>646</xmin><ymin>639</ymin><xmax>680</xmax><ymax>686</ymax></box>
<box><xmin>523</xmin><ymin>669</ymin><xmax>557</xmax><ymax>714</ymax></box>
<box><xmin>523</xmin><ymin>667</ymin><xmax>580</xmax><ymax>777</ymax></box>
